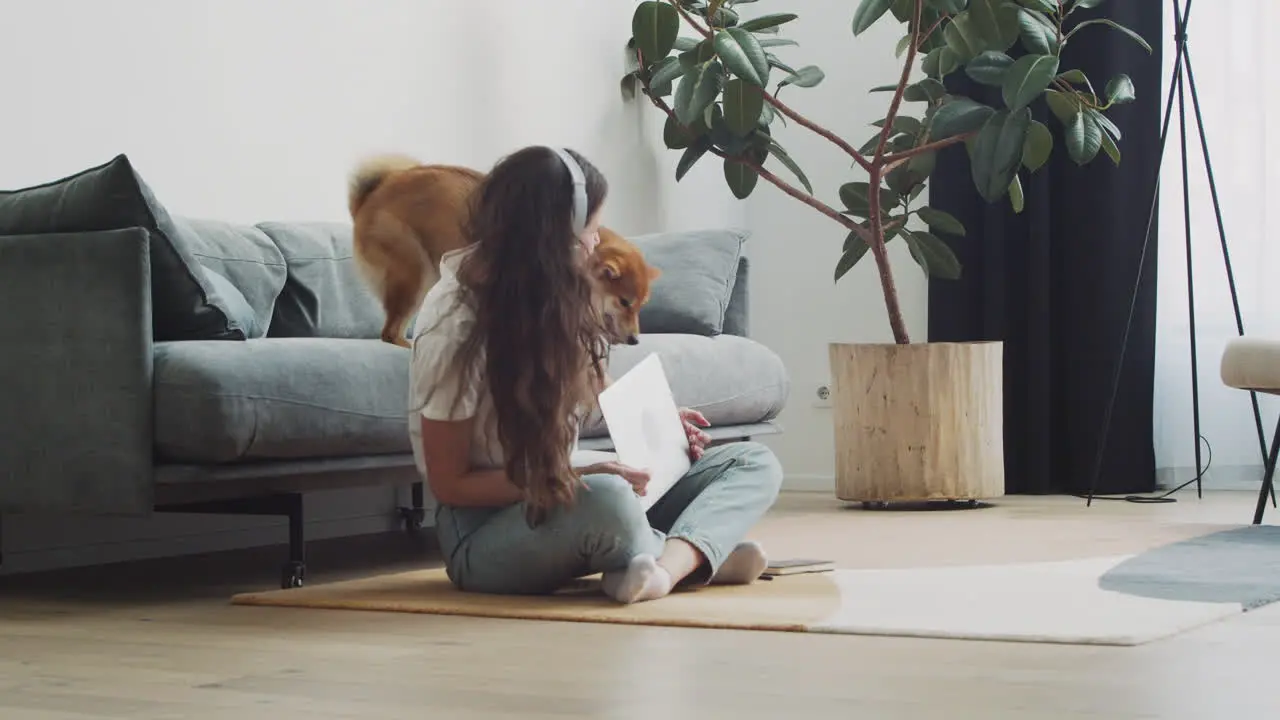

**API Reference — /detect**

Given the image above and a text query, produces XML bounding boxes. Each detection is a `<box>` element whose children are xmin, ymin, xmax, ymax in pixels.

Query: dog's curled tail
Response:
<box><xmin>347</xmin><ymin>153</ymin><xmax>421</xmax><ymax>218</ymax></box>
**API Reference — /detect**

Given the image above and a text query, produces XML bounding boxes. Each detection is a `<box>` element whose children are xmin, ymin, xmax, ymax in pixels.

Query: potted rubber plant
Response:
<box><xmin>620</xmin><ymin>0</ymin><xmax>1149</xmax><ymax>503</ymax></box>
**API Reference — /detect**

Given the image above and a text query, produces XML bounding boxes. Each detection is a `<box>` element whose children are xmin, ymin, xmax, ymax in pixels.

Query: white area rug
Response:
<box><xmin>811</xmin><ymin>556</ymin><xmax>1242</xmax><ymax>646</ymax></box>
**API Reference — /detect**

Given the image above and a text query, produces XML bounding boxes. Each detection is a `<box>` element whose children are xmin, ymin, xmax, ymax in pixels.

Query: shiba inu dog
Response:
<box><xmin>347</xmin><ymin>154</ymin><xmax>660</xmax><ymax>347</ymax></box>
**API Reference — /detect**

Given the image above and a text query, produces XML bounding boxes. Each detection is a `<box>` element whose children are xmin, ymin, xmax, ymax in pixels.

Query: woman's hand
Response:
<box><xmin>580</xmin><ymin>461</ymin><xmax>652</xmax><ymax>496</ymax></box>
<box><xmin>679</xmin><ymin>407</ymin><xmax>712</xmax><ymax>460</ymax></box>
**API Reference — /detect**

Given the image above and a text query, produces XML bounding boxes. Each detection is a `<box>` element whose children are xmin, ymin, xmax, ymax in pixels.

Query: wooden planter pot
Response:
<box><xmin>827</xmin><ymin>341</ymin><xmax>1006</xmax><ymax>503</ymax></box>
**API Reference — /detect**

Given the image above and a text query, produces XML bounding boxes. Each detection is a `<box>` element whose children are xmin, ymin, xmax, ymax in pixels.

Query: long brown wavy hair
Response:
<box><xmin>432</xmin><ymin>146</ymin><xmax>610</xmax><ymax>525</ymax></box>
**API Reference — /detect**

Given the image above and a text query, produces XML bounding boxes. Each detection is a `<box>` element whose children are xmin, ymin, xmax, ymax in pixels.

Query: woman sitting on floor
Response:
<box><xmin>407</xmin><ymin>145</ymin><xmax>783</xmax><ymax>604</ymax></box>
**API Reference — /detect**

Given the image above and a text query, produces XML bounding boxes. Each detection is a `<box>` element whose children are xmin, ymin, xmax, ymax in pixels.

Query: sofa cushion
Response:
<box><xmin>0</xmin><ymin>154</ymin><xmax>246</xmax><ymax>341</ymax></box>
<box><xmin>581</xmin><ymin>333</ymin><xmax>789</xmax><ymax>438</ymax></box>
<box><xmin>173</xmin><ymin>217</ymin><xmax>288</xmax><ymax>337</ymax></box>
<box><xmin>255</xmin><ymin>221</ymin><xmax>385</xmax><ymax>339</ymax></box>
<box><xmin>631</xmin><ymin>227</ymin><xmax>747</xmax><ymax>337</ymax></box>
<box><xmin>154</xmin><ymin>338</ymin><xmax>411</xmax><ymax>463</ymax></box>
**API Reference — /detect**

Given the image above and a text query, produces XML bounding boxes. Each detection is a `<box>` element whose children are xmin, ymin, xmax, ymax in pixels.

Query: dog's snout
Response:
<box><xmin>626</xmin><ymin>335</ymin><xmax>639</xmax><ymax>345</ymax></box>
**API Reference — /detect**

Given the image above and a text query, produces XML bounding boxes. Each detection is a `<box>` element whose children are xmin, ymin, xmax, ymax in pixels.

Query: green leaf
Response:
<box><xmin>740</xmin><ymin>13</ymin><xmax>799</xmax><ymax>32</ymax></box>
<box><xmin>943</xmin><ymin>15</ymin><xmax>983</xmax><ymax>63</ymax></box>
<box><xmin>758</xmin><ymin>102</ymin><xmax>775</xmax><ymax>128</ymax></box>
<box><xmin>904</xmin><ymin>78</ymin><xmax>948</xmax><ymax>102</ymax></box>
<box><xmin>767</xmin><ymin>140</ymin><xmax>813</xmax><ymax>194</ymax></box>
<box><xmin>664</xmin><ymin>115</ymin><xmax>692</xmax><ymax>149</ymax></box>
<box><xmin>886</xmin><ymin>150</ymin><xmax>935</xmax><ymax>196</ymax></box>
<box><xmin>931</xmin><ymin>97</ymin><xmax>996</xmax><ymax>140</ymax></box>
<box><xmin>1017</xmin><ymin>8</ymin><xmax>1059</xmax><ymax>55</ymax></box>
<box><xmin>713</xmin><ymin>28</ymin><xmax>771</xmax><ymax>86</ymax></box>
<box><xmin>1016</xmin><ymin>0</ymin><xmax>1056</xmax><ymax>11</ymax></box>
<box><xmin>969</xmin><ymin>0</ymin><xmax>1022</xmax><ymax>52</ymax></box>
<box><xmin>674</xmin><ymin>61</ymin><xmax>724</xmax><ymax>125</ymax></box>
<box><xmin>872</xmin><ymin>115</ymin><xmax>923</xmax><ymax>137</ymax></box>
<box><xmin>708</xmin><ymin>105</ymin><xmax>750</xmax><ymax>153</ymax></box>
<box><xmin>1105</xmin><ymin>74</ymin><xmax>1136</xmax><ymax>105</ymax></box>
<box><xmin>969</xmin><ymin>107</ymin><xmax>1033</xmax><ymax>202</ymax></box>
<box><xmin>839</xmin><ymin>182</ymin><xmax>899</xmax><ymax>218</ymax></box>
<box><xmin>1044</xmin><ymin>89</ymin><xmax>1080</xmax><ymax>126</ymax></box>
<box><xmin>766</xmin><ymin>53</ymin><xmax>797</xmax><ymax>75</ymax></box>
<box><xmin>779</xmin><ymin>65</ymin><xmax>825</xmax><ymax>90</ymax></box>
<box><xmin>834</xmin><ymin>232</ymin><xmax>871</xmax><ymax>282</ymax></box>
<box><xmin>917</xmin><ymin>207</ymin><xmax>967</xmax><ymax>237</ymax></box>
<box><xmin>852</xmin><ymin>0</ymin><xmax>893</xmax><ymax>36</ymax></box>
<box><xmin>675</xmin><ymin>137</ymin><xmax>713</xmax><ymax>181</ymax></box>
<box><xmin>708</xmin><ymin>5</ymin><xmax>740</xmax><ymax>28</ymax></box>
<box><xmin>1099</xmin><ymin>125</ymin><xmax>1122</xmax><ymax>165</ymax></box>
<box><xmin>965</xmin><ymin>50</ymin><xmax>1014</xmax><ymax>87</ymax></box>
<box><xmin>1021</xmin><ymin>119</ymin><xmax>1053</xmax><ymax>172</ymax></box>
<box><xmin>1057</xmin><ymin>69</ymin><xmax>1088</xmax><ymax>85</ymax></box>
<box><xmin>1072</xmin><ymin>0</ymin><xmax>1108</xmax><ymax>9</ymax></box>
<box><xmin>890</xmin><ymin>0</ymin><xmax>916</xmax><ymax>22</ymax></box>
<box><xmin>1067</xmin><ymin>19</ymin><xmax>1153</xmax><ymax>54</ymax></box>
<box><xmin>895</xmin><ymin>34</ymin><xmax>913</xmax><ymax>59</ymax></box>
<box><xmin>1008</xmin><ymin>174</ymin><xmax>1025</xmax><ymax>213</ymax></box>
<box><xmin>723</xmin><ymin>157</ymin><xmax>759</xmax><ymax>198</ymax></box>
<box><xmin>649</xmin><ymin>57</ymin><xmax>685</xmax><ymax>96</ymax></box>
<box><xmin>926</xmin><ymin>0</ymin><xmax>969</xmax><ymax>12</ymax></box>
<box><xmin>923</xmin><ymin>46</ymin><xmax>962</xmax><ymax>78</ymax></box>
<box><xmin>722</xmin><ymin>78</ymin><xmax>765</xmax><ymax>137</ymax></box>
<box><xmin>632</xmin><ymin>1</ymin><xmax>681</xmax><ymax>63</ymax></box>
<box><xmin>869</xmin><ymin>84</ymin><xmax>899</xmax><ymax>93</ymax></box>
<box><xmin>673</xmin><ymin>37</ymin><xmax>701</xmax><ymax>52</ymax></box>
<box><xmin>1090</xmin><ymin>108</ymin><xmax>1122</xmax><ymax>141</ymax></box>
<box><xmin>757</xmin><ymin>37</ymin><xmax>799</xmax><ymax>48</ymax></box>
<box><xmin>1064</xmin><ymin>109</ymin><xmax>1103</xmax><ymax>165</ymax></box>
<box><xmin>1001</xmin><ymin>53</ymin><xmax>1059</xmax><ymax>111</ymax></box>
<box><xmin>903</xmin><ymin>230</ymin><xmax>962</xmax><ymax>279</ymax></box>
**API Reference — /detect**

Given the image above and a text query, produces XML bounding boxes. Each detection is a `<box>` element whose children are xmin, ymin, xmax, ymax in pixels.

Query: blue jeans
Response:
<box><xmin>434</xmin><ymin>440</ymin><xmax>784</xmax><ymax>594</ymax></box>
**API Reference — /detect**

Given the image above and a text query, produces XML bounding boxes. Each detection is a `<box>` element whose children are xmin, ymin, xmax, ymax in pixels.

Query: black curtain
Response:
<box><xmin>927</xmin><ymin>3</ymin><xmax>1164</xmax><ymax>496</ymax></box>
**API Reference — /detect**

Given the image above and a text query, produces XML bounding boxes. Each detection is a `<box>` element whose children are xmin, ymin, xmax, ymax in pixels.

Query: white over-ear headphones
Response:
<box><xmin>550</xmin><ymin>146</ymin><xmax>588</xmax><ymax>236</ymax></box>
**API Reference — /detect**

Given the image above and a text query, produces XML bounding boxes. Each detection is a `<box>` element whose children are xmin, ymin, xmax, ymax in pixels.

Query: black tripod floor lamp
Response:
<box><xmin>1084</xmin><ymin>0</ymin><xmax>1276</xmax><ymax>516</ymax></box>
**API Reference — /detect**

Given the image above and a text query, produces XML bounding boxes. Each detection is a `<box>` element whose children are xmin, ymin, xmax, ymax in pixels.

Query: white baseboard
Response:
<box><xmin>785</xmin><ymin>465</ymin><xmax>1270</xmax><ymax>498</ymax></box>
<box><xmin>1156</xmin><ymin>463</ymin><xmax>1267</xmax><ymax>493</ymax></box>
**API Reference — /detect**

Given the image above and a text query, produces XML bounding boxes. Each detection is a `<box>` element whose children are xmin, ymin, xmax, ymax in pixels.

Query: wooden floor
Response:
<box><xmin>1</xmin><ymin>490</ymin><xmax>1278</xmax><ymax>719</ymax></box>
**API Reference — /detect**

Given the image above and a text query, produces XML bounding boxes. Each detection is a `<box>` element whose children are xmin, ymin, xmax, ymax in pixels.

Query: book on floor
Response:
<box><xmin>762</xmin><ymin>559</ymin><xmax>836</xmax><ymax>577</ymax></box>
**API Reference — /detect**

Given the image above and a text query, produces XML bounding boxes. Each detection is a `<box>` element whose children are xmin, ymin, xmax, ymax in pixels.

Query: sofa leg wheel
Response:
<box><xmin>398</xmin><ymin>506</ymin><xmax>426</xmax><ymax>534</ymax></box>
<box><xmin>281</xmin><ymin>561</ymin><xmax>306</xmax><ymax>589</ymax></box>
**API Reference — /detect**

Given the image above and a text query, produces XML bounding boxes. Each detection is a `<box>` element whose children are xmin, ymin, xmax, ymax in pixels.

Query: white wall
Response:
<box><xmin>1152</xmin><ymin>2</ymin><xmax>1280</xmax><ymax>490</ymax></box>
<box><xmin>744</xmin><ymin>2</ymin><xmax>931</xmax><ymax>490</ymax></box>
<box><xmin>0</xmin><ymin>0</ymin><xmax>754</xmax><ymax>573</ymax></box>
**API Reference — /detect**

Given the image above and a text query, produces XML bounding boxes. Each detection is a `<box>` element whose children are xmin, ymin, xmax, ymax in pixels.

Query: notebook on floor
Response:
<box><xmin>762</xmin><ymin>559</ymin><xmax>836</xmax><ymax>577</ymax></box>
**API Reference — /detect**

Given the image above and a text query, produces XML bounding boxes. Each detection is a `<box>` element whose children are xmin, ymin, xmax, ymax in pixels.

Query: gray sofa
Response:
<box><xmin>0</xmin><ymin>154</ymin><xmax>790</xmax><ymax>587</ymax></box>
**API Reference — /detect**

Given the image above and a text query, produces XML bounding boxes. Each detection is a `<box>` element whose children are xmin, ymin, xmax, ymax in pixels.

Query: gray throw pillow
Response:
<box><xmin>630</xmin><ymin>227</ymin><xmax>748</xmax><ymax>337</ymax></box>
<box><xmin>0</xmin><ymin>154</ymin><xmax>245</xmax><ymax>341</ymax></box>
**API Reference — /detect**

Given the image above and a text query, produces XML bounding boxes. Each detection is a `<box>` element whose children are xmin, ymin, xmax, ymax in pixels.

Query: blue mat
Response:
<box><xmin>1099</xmin><ymin>525</ymin><xmax>1280</xmax><ymax>610</ymax></box>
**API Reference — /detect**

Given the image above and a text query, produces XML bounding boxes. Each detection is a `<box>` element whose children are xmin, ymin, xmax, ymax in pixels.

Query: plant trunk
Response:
<box><xmin>866</xmin><ymin>167</ymin><xmax>911</xmax><ymax>344</ymax></box>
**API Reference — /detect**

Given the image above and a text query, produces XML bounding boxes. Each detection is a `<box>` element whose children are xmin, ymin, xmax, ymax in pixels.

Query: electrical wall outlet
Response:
<box><xmin>813</xmin><ymin>383</ymin><xmax>833</xmax><ymax>409</ymax></box>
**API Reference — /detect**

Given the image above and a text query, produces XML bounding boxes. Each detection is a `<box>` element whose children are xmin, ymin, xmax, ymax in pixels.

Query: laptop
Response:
<box><xmin>592</xmin><ymin>353</ymin><xmax>692</xmax><ymax>510</ymax></box>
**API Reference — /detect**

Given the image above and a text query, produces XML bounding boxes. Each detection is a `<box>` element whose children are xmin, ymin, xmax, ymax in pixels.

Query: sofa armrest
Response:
<box><xmin>0</xmin><ymin>229</ymin><xmax>155</xmax><ymax>515</ymax></box>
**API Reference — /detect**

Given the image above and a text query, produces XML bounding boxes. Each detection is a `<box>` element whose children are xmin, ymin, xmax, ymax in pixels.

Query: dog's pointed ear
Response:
<box><xmin>647</xmin><ymin>264</ymin><xmax>662</xmax><ymax>281</ymax></box>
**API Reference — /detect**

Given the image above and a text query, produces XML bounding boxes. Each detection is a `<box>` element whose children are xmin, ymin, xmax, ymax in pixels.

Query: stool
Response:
<box><xmin>1219</xmin><ymin>337</ymin><xmax>1280</xmax><ymax>524</ymax></box>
